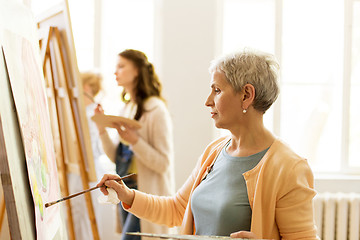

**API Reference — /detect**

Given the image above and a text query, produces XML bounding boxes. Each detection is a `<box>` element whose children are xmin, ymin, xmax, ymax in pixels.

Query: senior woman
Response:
<box><xmin>97</xmin><ymin>49</ymin><xmax>319</xmax><ymax>240</ymax></box>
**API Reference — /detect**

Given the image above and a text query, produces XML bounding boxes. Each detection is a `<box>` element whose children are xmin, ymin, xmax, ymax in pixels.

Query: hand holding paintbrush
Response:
<box><xmin>83</xmin><ymin>91</ymin><xmax>109</xmax><ymax>135</ymax></box>
<box><xmin>45</xmin><ymin>173</ymin><xmax>136</xmax><ymax>208</ymax></box>
<box><xmin>97</xmin><ymin>173</ymin><xmax>137</xmax><ymax>207</ymax></box>
<box><xmin>83</xmin><ymin>91</ymin><xmax>105</xmax><ymax>114</ymax></box>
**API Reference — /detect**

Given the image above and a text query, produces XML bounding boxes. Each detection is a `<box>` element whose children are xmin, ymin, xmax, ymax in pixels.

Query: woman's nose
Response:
<box><xmin>205</xmin><ymin>94</ymin><xmax>213</xmax><ymax>107</ymax></box>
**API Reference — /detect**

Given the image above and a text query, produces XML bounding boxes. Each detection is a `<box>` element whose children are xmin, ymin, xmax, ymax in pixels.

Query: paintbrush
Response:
<box><xmin>44</xmin><ymin>173</ymin><xmax>136</xmax><ymax>208</ymax></box>
<box><xmin>83</xmin><ymin>91</ymin><xmax>97</xmax><ymax>104</ymax></box>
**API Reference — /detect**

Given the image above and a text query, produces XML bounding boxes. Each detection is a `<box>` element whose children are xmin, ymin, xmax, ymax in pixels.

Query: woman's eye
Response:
<box><xmin>214</xmin><ymin>88</ymin><xmax>220</xmax><ymax>93</ymax></box>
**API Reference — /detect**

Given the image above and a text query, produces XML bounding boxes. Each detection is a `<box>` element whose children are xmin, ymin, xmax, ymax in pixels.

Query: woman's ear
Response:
<box><xmin>242</xmin><ymin>84</ymin><xmax>255</xmax><ymax>109</ymax></box>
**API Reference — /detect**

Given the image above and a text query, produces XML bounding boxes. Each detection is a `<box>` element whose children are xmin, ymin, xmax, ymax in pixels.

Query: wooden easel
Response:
<box><xmin>39</xmin><ymin>26</ymin><xmax>99</xmax><ymax>240</ymax></box>
<box><xmin>0</xmin><ymin>195</ymin><xmax>5</xmax><ymax>231</ymax></box>
<box><xmin>0</xmin><ymin>180</ymin><xmax>10</xmax><ymax>239</ymax></box>
<box><xmin>0</xmin><ymin>189</ymin><xmax>7</xmax><ymax>236</ymax></box>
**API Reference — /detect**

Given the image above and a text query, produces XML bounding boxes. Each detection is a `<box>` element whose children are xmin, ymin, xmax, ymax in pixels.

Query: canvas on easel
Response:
<box><xmin>36</xmin><ymin>1</ymin><xmax>99</xmax><ymax>239</ymax></box>
<box><xmin>36</xmin><ymin>2</ymin><xmax>97</xmax><ymax>182</ymax></box>
<box><xmin>0</xmin><ymin>46</ymin><xmax>33</xmax><ymax>240</ymax></box>
<box><xmin>1</xmin><ymin>29</ymin><xmax>64</xmax><ymax>240</ymax></box>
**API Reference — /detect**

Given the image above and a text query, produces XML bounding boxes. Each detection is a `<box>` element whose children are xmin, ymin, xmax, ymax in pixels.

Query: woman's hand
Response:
<box><xmin>114</xmin><ymin>122</ymin><xmax>139</xmax><ymax>145</ymax></box>
<box><xmin>96</xmin><ymin>174</ymin><xmax>135</xmax><ymax>206</ymax></box>
<box><xmin>230</xmin><ymin>231</ymin><xmax>258</xmax><ymax>239</ymax></box>
<box><xmin>94</xmin><ymin>103</ymin><xmax>104</xmax><ymax>114</ymax></box>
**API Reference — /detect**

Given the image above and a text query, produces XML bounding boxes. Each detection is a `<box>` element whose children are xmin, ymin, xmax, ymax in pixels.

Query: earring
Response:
<box><xmin>243</xmin><ymin>109</ymin><xmax>247</xmax><ymax>114</ymax></box>
<box><xmin>124</xmin><ymin>92</ymin><xmax>131</xmax><ymax>101</ymax></box>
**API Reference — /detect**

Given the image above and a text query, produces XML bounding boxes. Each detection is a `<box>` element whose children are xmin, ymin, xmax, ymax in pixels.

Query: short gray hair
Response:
<box><xmin>209</xmin><ymin>49</ymin><xmax>280</xmax><ymax>113</ymax></box>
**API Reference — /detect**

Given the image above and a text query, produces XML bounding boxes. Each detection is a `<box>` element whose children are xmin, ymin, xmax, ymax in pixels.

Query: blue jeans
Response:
<box><xmin>118</xmin><ymin>204</ymin><xmax>141</xmax><ymax>240</ymax></box>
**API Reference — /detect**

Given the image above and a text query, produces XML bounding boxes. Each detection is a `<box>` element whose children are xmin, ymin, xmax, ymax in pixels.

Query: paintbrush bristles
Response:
<box><xmin>45</xmin><ymin>201</ymin><xmax>59</xmax><ymax>208</ymax></box>
<box><xmin>44</xmin><ymin>173</ymin><xmax>136</xmax><ymax>208</ymax></box>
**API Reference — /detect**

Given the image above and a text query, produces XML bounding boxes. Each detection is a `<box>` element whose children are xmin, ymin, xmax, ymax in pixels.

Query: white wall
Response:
<box><xmin>314</xmin><ymin>175</ymin><xmax>360</xmax><ymax>193</ymax></box>
<box><xmin>153</xmin><ymin>0</ymin><xmax>221</xmax><ymax>190</ymax></box>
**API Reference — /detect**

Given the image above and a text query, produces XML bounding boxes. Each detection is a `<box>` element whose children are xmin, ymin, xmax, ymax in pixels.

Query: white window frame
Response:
<box><xmin>276</xmin><ymin>0</ymin><xmax>359</xmax><ymax>175</ymax></box>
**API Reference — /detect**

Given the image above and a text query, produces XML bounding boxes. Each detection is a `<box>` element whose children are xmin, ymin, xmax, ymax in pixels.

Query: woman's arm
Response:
<box><xmin>131</xmin><ymin>100</ymin><xmax>173</xmax><ymax>173</ymax></box>
<box><xmin>276</xmin><ymin>160</ymin><xmax>319</xmax><ymax>239</ymax></box>
<box><xmin>94</xmin><ymin>104</ymin><xmax>118</xmax><ymax>163</ymax></box>
<box><xmin>98</xmin><ymin>153</ymin><xmax>203</xmax><ymax>228</ymax></box>
<box><xmin>98</xmin><ymin>131</ymin><xmax>117</xmax><ymax>163</ymax></box>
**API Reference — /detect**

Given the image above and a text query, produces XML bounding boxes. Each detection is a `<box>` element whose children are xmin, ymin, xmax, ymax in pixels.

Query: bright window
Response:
<box><xmin>68</xmin><ymin>0</ymin><xmax>154</xmax><ymax>115</ymax></box>
<box><xmin>223</xmin><ymin>0</ymin><xmax>360</xmax><ymax>174</ymax></box>
<box><xmin>68</xmin><ymin>0</ymin><xmax>95</xmax><ymax>71</ymax></box>
<box><xmin>99</xmin><ymin>0</ymin><xmax>154</xmax><ymax>114</ymax></box>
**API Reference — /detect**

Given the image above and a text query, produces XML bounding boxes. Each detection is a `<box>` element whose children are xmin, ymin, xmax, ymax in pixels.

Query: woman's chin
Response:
<box><xmin>214</xmin><ymin>122</ymin><xmax>223</xmax><ymax>129</ymax></box>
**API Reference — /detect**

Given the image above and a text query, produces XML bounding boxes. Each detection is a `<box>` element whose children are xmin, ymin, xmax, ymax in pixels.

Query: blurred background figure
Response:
<box><xmin>67</xmin><ymin>71</ymin><xmax>118</xmax><ymax>240</ymax></box>
<box><xmin>81</xmin><ymin>70</ymin><xmax>115</xmax><ymax>179</ymax></box>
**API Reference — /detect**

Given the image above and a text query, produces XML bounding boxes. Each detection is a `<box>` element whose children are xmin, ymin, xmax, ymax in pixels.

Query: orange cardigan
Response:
<box><xmin>125</xmin><ymin>136</ymin><xmax>319</xmax><ymax>239</ymax></box>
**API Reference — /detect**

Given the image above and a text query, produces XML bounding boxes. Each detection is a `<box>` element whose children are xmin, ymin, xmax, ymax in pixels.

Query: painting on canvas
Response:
<box><xmin>2</xmin><ymin>29</ymin><xmax>62</xmax><ymax>240</ymax></box>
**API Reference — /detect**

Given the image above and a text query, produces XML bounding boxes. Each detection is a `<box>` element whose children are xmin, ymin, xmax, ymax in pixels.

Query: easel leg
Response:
<box><xmin>52</xmin><ymin>27</ymin><xmax>100</xmax><ymax>240</ymax></box>
<box><xmin>41</xmin><ymin>29</ymin><xmax>76</xmax><ymax>240</ymax></box>
<box><xmin>0</xmin><ymin>193</ymin><xmax>5</xmax><ymax>234</ymax></box>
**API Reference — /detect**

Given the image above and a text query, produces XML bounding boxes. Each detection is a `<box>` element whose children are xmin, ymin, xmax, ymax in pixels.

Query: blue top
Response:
<box><xmin>191</xmin><ymin>141</ymin><xmax>268</xmax><ymax>236</ymax></box>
